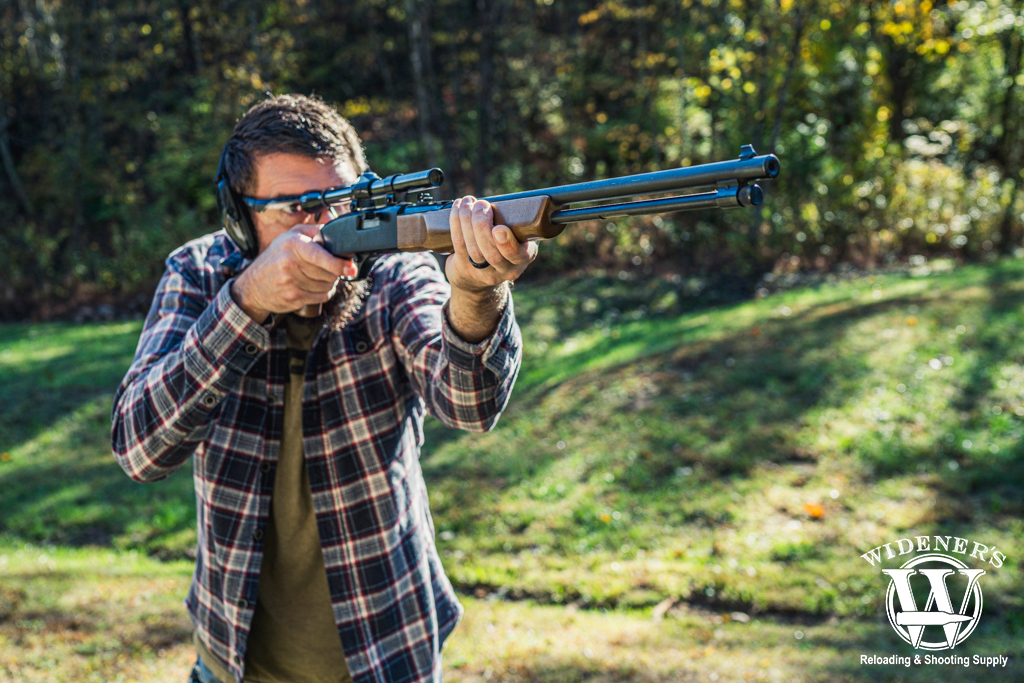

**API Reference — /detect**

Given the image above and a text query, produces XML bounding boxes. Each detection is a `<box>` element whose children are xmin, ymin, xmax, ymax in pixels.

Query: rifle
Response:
<box><xmin>299</xmin><ymin>144</ymin><xmax>780</xmax><ymax>314</ymax></box>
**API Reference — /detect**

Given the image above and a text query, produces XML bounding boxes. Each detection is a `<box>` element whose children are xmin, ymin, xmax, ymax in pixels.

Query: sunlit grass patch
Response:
<box><xmin>0</xmin><ymin>545</ymin><xmax>194</xmax><ymax>683</ymax></box>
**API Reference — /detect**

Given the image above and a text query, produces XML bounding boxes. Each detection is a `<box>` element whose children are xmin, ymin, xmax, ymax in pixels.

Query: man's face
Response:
<box><xmin>249</xmin><ymin>152</ymin><xmax>358</xmax><ymax>254</ymax></box>
<box><xmin>247</xmin><ymin>152</ymin><xmax>369</xmax><ymax>327</ymax></box>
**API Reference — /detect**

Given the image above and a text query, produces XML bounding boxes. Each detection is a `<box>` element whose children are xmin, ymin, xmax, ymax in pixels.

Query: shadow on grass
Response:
<box><xmin>0</xmin><ymin>321</ymin><xmax>199</xmax><ymax>556</ymax></box>
<box><xmin>0</xmin><ymin>321</ymin><xmax>141</xmax><ymax>449</ymax></box>
<box><xmin>423</xmin><ymin>288</ymin><xmax>934</xmax><ymax>497</ymax></box>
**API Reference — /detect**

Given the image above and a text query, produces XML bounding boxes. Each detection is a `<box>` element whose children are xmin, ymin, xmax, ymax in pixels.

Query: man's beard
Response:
<box><xmin>321</xmin><ymin>276</ymin><xmax>372</xmax><ymax>331</ymax></box>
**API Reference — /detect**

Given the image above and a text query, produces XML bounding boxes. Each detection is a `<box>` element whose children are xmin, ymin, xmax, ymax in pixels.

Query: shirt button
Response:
<box><xmin>245</xmin><ymin>343</ymin><xmax>259</xmax><ymax>355</ymax></box>
<box><xmin>237</xmin><ymin>598</ymin><xmax>249</xmax><ymax>609</ymax></box>
<box><xmin>253</xmin><ymin>528</ymin><xmax>263</xmax><ymax>541</ymax></box>
<box><xmin>355</xmin><ymin>341</ymin><xmax>369</xmax><ymax>353</ymax></box>
<box><xmin>202</xmin><ymin>394</ymin><xmax>218</xmax><ymax>407</ymax></box>
<box><xmin>260</xmin><ymin>462</ymin><xmax>272</xmax><ymax>473</ymax></box>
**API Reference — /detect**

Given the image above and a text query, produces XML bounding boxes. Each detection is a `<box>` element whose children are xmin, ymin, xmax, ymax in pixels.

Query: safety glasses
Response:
<box><xmin>241</xmin><ymin>194</ymin><xmax>345</xmax><ymax>220</ymax></box>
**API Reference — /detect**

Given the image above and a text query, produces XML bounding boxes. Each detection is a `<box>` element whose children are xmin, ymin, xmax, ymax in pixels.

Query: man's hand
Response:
<box><xmin>231</xmin><ymin>224</ymin><xmax>358</xmax><ymax>324</ymax></box>
<box><xmin>445</xmin><ymin>196</ymin><xmax>538</xmax><ymax>343</ymax></box>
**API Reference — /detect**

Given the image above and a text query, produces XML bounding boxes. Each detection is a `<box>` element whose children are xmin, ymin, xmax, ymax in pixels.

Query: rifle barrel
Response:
<box><xmin>549</xmin><ymin>184</ymin><xmax>764</xmax><ymax>224</ymax></box>
<box><xmin>483</xmin><ymin>154</ymin><xmax>779</xmax><ymax>206</ymax></box>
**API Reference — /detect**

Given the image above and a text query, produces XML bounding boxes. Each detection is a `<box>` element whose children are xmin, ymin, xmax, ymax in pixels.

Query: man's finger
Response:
<box><xmin>471</xmin><ymin>202</ymin><xmax>508</xmax><ymax>267</ymax></box>
<box><xmin>449</xmin><ymin>197</ymin><xmax>469</xmax><ymax>255</ymax></box>
<box><xmin>293</xmin><ymin>237</ymin><xmax>354</xmax><ymax>279</ymax></box>
<box><xmin>294</xmin><ymin>257</ymin><xmax>343</xmax><ymax>284</ymax></box>
<box><xmin>292</xmin><ymin>223</ymin><xmax>323</xmax><ymax>240</ymax></box>
<box><xmin>492</xmin><ymin>226</ymin><xmax>533</xmax><ymax>265</ymax></box>
<box><xmin>458</xmin><ymin>198</ymin><xmax>486</xmax><ymax>264</ymax></box>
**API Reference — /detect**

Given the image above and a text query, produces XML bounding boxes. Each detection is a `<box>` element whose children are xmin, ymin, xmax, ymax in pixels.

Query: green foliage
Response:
<box><xmin>1</xmin><ymin>0</ymin><xmax>1023</xmax><ymax>316</ymax></box>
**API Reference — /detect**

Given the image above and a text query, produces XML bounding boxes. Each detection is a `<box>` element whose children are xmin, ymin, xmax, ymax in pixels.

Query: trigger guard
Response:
<box><xmin>339</xmin><ymin>253</ymin><xmax>381</xmax><ymax>281</ymax></box>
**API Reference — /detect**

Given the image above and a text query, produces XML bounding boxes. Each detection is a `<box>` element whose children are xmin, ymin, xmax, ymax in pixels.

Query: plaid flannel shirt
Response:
<box><xmin>111</xmin><ymin>231</ymin><xmax>522</xmax><ymax>683</ymax></box>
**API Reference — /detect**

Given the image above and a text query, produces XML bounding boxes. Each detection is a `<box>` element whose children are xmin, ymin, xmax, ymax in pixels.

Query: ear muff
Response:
<box><xmin>215</xmin><ymin>145</ymin><xmax>259</xmax><ymax>260</ymax></box>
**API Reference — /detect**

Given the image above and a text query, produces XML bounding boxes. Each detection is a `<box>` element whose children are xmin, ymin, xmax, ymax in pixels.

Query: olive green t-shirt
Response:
<box><xmin>196</xmin><ymin>314</ymin><xmax>352</xmax><ymax>683</ymax></box>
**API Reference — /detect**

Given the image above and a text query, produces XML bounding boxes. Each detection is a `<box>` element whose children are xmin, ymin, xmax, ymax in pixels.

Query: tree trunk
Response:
<box><xmin>997</xmin><ymin>6</ymin><xmax>1023</xmax><ymax>253</ymax></box>
<box><xmin>178</xmin><ymin>0</ymin><xmax>201</xmax><ymax>75</ymax></box>
<box><xmin>769</xmin><ymin>4</ymin><xmax>806</xmax><ymax>152</ymax></box>
<box><xmin>405</xmin><ymin>0</ymin><xmax>437</xmax><ymax>171</ymax></box>
<box><xmin>0</xmin><ymin>97</ymin><xmax>33</xmax><ymax>217</ymax></box>
<box><xmin>475</xmin><ymin>0</ymin><xmax>497</xmax><ymax>194</ymax></box>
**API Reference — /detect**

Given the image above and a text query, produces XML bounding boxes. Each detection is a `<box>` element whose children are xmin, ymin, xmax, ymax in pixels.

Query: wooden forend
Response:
<box><xmin>397</xmin><ymin>196</ymin><xmax>564</xmax><ymax>253</ymax></box>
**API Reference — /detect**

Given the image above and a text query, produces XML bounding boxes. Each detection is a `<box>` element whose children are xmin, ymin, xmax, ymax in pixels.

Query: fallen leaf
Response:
<box><xmin>803</xmin><ymin>502</ymin><xmax>824</xmax><ymax>519</ymax></box>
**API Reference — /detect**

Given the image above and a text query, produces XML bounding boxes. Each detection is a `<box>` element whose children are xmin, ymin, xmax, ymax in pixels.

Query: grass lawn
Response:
<box><xmin>2</xmin><ymin>259</ymin><xmax>1023</xmax><ymax>681</ymax></box>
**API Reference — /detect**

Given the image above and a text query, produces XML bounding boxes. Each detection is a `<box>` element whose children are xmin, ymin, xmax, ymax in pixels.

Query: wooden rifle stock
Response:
<box><xmin>396</xmin><ymin>196</ymin><xmax>564</xmax><ymax>252</ymax></box>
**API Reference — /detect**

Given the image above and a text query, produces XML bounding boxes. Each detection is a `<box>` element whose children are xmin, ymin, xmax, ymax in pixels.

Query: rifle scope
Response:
<box><xmin>297</xmin><ymin>168</ymin><xmax>445</xmax><ymax>212</ymax></box>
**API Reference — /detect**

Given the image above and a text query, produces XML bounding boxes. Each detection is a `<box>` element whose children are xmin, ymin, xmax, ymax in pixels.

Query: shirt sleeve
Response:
<box><xmin>110</xmin><ymin>260</ymin><xmax>270</xmax><ymax>483</ymax></box>
<box><xmin>386</xmin><ymin>254</ymin><xmax>522</xmax><ymax>433</ymax></box>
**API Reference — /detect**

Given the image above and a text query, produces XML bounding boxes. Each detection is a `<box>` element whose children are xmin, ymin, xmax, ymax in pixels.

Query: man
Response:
<box><xmin>111</xmin><ymin>94</ymin><xmax>536</xmax><ymax>683</ymax></box>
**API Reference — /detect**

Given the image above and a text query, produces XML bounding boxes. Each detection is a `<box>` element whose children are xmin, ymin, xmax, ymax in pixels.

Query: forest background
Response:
<box><xmin>4</xmin><ymin>2</ymin><xmax>1024</xmax><ymax>681</ymax></box>
<box><xmin>2</xmin><ymin>0</ymin><xmax>1024</xmax><ymax>319</ymax></box>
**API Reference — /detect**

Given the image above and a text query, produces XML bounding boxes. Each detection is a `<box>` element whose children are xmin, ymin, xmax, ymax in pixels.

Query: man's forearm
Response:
<box><xmin>446</xmin><ymin>282</ymin><xmax>510</xmax><ymax>344</ymax></box>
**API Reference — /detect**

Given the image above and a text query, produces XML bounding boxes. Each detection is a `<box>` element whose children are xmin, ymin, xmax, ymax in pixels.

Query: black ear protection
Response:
<box><xmin>215</xmin><ymin>144</ymin><xmax>259</xmax><ymax>260</ymax></box>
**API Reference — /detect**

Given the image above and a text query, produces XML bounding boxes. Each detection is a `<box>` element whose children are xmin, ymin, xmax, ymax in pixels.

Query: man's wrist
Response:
<box><xmin>447</xmin><ymin>282</ymin><xmax>510</xmax><ymax>344</ymax></box>
<box><xmin>450</xmin><ymin>280</ymin><xmax>510</xmax><ymax>304</ymax></box>
<box><xmin>230</xmin><ymin>276</ymin><xmax>270</xmax><ymax>324</ymax></box>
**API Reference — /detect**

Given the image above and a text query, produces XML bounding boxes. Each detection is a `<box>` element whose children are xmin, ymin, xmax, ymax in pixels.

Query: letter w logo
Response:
<box><xmin>882</xmin><ymin>568</ymin><xmax>986</xmax><ymax>649</ymax></box>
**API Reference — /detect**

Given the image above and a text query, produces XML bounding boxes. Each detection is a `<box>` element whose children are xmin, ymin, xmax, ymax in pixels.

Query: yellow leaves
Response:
<box><xmin>694</xmin><ymin>84</ymin><xmax>712</xmax><ymax>101</ymax></box>
<box><xmin>820</xmin><ymin>19</ymin><xmax>832</xmax><ymax>31</ymax></box>
<box><xmin>0</xmin><ymin>452</ymin><xmax>10</xmax><ymax>463</ymax></box>
<box><xmin>780</xmin><ymin>0</ymin><xmax>793</xmax><ymax>12</ymax></box>
<box><xmin>865</xmin><ymin>61</ymin><xmax>880</xmax><ymax>76</ymax></box>
<box><xmin>742</xmin><ymin>81</ymin><xmax>756</xmax><ymax>94</ymax></box>
<box><xmin>877</xmin><ymin>106</ymin><xmax>891</xmax><ymax>122</ymax></box>
<box><xmin>140</xmin><ymin>24</ymin><xmax>151</xmax><ymax>36</ymax></box>
<box><xmin>596</xmin><ymin>112</ymin><xmax>608</xmax><ymax>124</ymax></box>
<box><xmin>578</xmin><ymin>10</ymin><xmax>600</xmax><ymax>25</ymax></box>
<box><xmin>905</xmin><ymin>316</ymin><xmax>919</xmax><ymax>327</ymax></box>
<box><xmin>800</xmin><ymin>203</ymin><xmax>820</xmax><ymax>223</ymax></box>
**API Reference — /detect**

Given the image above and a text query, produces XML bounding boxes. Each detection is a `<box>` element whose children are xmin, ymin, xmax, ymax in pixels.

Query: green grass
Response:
<box><xmin>2</xmin><ymin>260</ymin><xmax>1024</xmax><ymax>681</ymax></box>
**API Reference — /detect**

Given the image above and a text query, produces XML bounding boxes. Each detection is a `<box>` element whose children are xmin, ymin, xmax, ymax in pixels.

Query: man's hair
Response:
<box><xmin>222</xmin><ymin>94</ymin><xmax>367</xmax><ymax>195</ymax></box>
